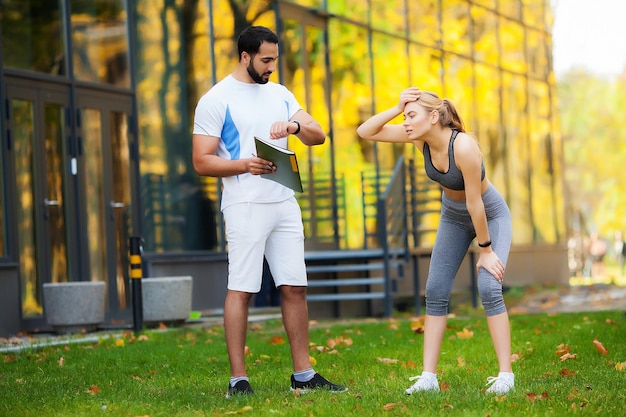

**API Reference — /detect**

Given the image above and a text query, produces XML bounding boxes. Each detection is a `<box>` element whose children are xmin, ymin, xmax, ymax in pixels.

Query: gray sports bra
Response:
<box><xmin>423</xmin><ymin>130</ymin><xmax>485</xmax><ymax>191</ymax></box>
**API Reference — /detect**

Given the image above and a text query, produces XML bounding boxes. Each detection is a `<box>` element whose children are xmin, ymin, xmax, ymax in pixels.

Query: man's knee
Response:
<box><xmin>279</xmin><ymin>285</ymin><xmax>307</xmax><ymax>300</ymax></box>
<box><xmin>227</xmin><ymin>289</ymin><xmax>254</xmax><ymax>301</ymax></box>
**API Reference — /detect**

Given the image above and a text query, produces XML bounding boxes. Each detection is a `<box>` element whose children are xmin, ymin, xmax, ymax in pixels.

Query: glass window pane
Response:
<box><xmin>70</xmin><ymin>0</ymin><xmax>130</xmax><ymax>87</ymax></box>
<box><xmin>280</xmin><ymin>21</ymin><xmax>331</xmax><ymax>175</ymax></box>
<box><xmin>502</xmin><ymin>72</ymin><xmax>532</xmax><ymax>243</ymax></box>
<box><xmin>529</xmin><ymin>81</ymin><xmax>563</xmax><ymax>243</ymax></box>
<box><xmin>372</xmin><ymin>33</ymin><xmax>409</xmax><ymax>169</ymax></box>
<box><xmin>499</xmin><ymin>18</ymin><xmax>527</xmax><ymax>73</ymax></box>
<box><xmin>473</xmin><ymin>0</ymin><xmax>496</xmax><ymax>9</ymax></box>
<box><xmin>82</xmin><ymin>109</ymin><xmax>108</xmax><ymax>282</ymax></box>
<box><xmin>524</xmin><ymin>0</ymin><xmax>548</xmax><ymax>30</ymax></box>
<box><xmin>0</xmin><ymin>0</ymin><xmax>67</xmax><ymax>75</ymax></box>
<box><xmin>441</xmin><ymin>0</ymin><xmax>470</xmax><ymax>57</ymax></box>
<box><xmin>471</xmin><ymin>4</ymin><xmax>499</xmax><ymax>67</ymax></box>
<box><xmin>371</xmin><ymin>0</ymin><xmax>406</xmax><ymax>34</ymax></box>
<box><xmin>527</xmin><ymin>28</ymin><xmax>549</xmax><ymax>80</ymax></box>
<box><xmin>441</xmin><ymin>56</ymin><xmax>474</xmax><ymax>128</ymax></box>
<box><xmin>44</xmin><ymin>104</ymin><xmax>69</xmax><ymax>284</ymax></box>
<box><xmin>409</xmin><ymin>45</ymin><xmax>443</xmax><ymax>93</ymax></box>
<box><xmin>12</xmin><ymin>99</ymin><xmax>42</xmax><ymax>317</ymax></box>
<box><xmin>329</xmin><ymin>20</ymin><xmax>371</xmax><ymax>248</ymax></box>
<box><xmin>499</xmin><ymin>0</ymin><xmax>522</xmax><ymax>19</ymax></box>
<box><xmin>408</xmin><ymin>1</ymin><xmax>440</xmax><ymax>48</ymax></box>
<box><xmin>328</xmin><ymin>0</ymin><xmax>368</xmax><ymax>24</ymax></box>
<box><xmin>473</xmin><ymin>63</ymin><xmax>503</xmax><ymax>191</ymax></box>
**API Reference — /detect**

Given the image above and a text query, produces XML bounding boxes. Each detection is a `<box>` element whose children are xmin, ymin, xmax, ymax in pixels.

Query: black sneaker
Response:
<box><xmin>226</xmin><ymin>380</ymin><xmax>254</xmax><ymax>398</ymax></box>
<box><xmin>290</xmin><ymin>373</ymin><xmax>348</xmax><ymax>393</ymax></box>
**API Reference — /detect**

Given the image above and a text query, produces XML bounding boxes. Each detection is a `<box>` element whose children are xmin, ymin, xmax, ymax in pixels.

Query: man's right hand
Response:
<box><xmin>247</xmin><ymin>156</ymin><xmax>276</xmax><ymax>175</ymax></box>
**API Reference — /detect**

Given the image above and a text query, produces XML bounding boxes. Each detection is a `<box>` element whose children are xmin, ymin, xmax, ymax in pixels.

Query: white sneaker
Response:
<box><xmin>485</xmin><ymin>373</ymin><xmax>514</xmax><ymax>394</ymax></box>
<box><xmin>405</xmin><ymin>375</ymin><xmax>440</xmax><ymax>394</ymax></box>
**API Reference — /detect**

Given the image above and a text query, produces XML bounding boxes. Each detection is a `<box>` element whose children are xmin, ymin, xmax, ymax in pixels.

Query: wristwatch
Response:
<box><xmin>292</xmin><ymin>120</ymin><xmax>301</xmax><ymax>135</ymax></box>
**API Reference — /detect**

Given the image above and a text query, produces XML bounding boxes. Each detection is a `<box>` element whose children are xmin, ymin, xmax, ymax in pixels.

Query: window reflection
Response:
<box><xmin>70</xmin><ymin>0</ymin><xmax>130</xmax><ymax>86</ymax></box>
<box><xmin>44</xmin><ymin>104</ymin><xmax>69</xmax><ymax>285</ymax></box>
<box><xmin>82</xmin><ymin>109</ymin><xmax>108</xmax><ymax>285</ymax></box>
<box><xmin>130</xmin><ymin>0</ymin><xmax>564</xmax><ymax>249</ymax></box>
<box><xmin>12</xmin><ymin>99</ymin><xmax>41</xmax><ymax>317</ymax></box>
<box><xmin>0</xmin><ymin>0</ymin><xmax>66</xmax><ymax>74</ymax></box>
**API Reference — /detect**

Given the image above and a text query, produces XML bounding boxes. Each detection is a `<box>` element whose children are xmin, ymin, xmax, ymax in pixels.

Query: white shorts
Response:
<box><xmin>223</xmin><ymin>197</ymin><xmax>307</xmax><ymax>292</ymax></box>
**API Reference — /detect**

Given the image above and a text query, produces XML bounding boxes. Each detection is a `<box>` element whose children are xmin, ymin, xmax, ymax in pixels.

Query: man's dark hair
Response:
<box><xmin>237</xmin><ymin>26</ymin><xmax>279</xmax><ymax>59</ymax></box>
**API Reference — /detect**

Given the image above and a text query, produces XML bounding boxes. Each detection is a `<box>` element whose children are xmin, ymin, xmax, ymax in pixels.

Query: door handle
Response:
<box><xmin>110</xmin><ymin>201</ymin><xmax>125</xmax><ymax>208</ymax></box>
<box><xmin>44</xmin><ymin>198</ymin><xmax>60</xmax><ymax>206</ymax></box>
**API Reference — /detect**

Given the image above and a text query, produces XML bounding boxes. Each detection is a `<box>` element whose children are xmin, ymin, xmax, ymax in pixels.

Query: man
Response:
<box><xmin>192</xmin><ymin>25</ymin><xmax>347</xmax><ymax>397</ymax></box>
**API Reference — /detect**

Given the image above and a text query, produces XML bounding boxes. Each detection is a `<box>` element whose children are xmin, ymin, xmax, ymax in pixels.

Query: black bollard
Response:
<box><xmin>129</xmin><ymin>236</ymin><xmax>144</xmax><ymax>332</ymax></box>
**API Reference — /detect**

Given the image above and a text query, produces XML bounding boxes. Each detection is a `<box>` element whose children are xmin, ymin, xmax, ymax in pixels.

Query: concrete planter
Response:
<box><xmin>43</xmin><ymin>282</ymin><xmax>106</xmax><ymax>334</ymax></box>
<box><xmin>142</xmin><ymin>276</ymin><xmax>193</xmax><ymax>325</ymax></box>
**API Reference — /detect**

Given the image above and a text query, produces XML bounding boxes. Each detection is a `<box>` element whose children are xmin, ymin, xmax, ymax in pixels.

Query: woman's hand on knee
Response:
<box><xmin>476</xmin><ymin>252</ymin><xmax>505</xmax><ymax>282</ymax></box>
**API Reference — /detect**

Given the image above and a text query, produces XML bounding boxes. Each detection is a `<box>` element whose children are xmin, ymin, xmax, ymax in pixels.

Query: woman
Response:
<box><xmin>357</xmin><ymin>87</ymin><xmax>514</xmax><ymax>394</ymax></box>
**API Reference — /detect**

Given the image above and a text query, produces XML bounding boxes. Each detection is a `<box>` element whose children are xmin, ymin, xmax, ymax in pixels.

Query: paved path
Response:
<box><xmin>508</xmin><ymin>284</ymin><xmax>626</xmax><ymax>315</ymax></box>
<box><xmin>3</xmin><ymin>285</ymin><xmax>625</xmax><ymax>353</ymax></box>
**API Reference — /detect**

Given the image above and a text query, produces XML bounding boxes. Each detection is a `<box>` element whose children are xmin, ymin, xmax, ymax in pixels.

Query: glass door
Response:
<box><xmin>5</xmin><ymin>77</ymin><xmax>137</xmax><ymax>327</ymax></box>
<box><xmin>75</xmin><ymin>89</ymin><xmax>135</xmax><ymax>319</ymax></box>
<box><xmin>5</xmin><ymin>80</ymin><xmax>73</xmax><ymax>325</ymax></box>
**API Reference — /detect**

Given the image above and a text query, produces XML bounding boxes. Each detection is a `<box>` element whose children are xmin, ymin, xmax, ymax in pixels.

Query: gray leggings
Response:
<box><xmin>425</xmin><ymin>185</ymin><xmax>512</xmax><ymax>317</ymax></box>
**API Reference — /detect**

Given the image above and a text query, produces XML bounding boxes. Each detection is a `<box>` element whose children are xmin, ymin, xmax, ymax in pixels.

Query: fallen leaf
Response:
<box><xmin>615</xmin><ymin>362</ymin><xmax>626</xmax><ymax>371</ymax></box>
<box><xmin>86</xmin><ymin>385</ymin><xmax>100</xmax><ymax>395</ymax></box>
<box><xmin>555</xmin><ymin>343</ymin><xmax>570</xmax><ymax>356</ymax></box>
<box><xmin>592</xmin><ymin>338</ymin><xmax>608</xmax><ymax>356</ymax></box>
<box><xmin>58</xmin><ymin>357</ymin><xmax>64</xmax><ymax>367</ymax></box>
<box><xmin>410</xmin><ymin>317</ymin><xmax>425</xmax><ymax>333</ymax></box>
<box><xmin>456</xmin><ymin>328</ymin><xmax>474</xmax><ymax>339</ymax></box>
<box><xmin>525</xmin><ymin>391</ymin><xmax>549</xmax><ymax>402</ymax></box>
<box><xmin>403</xmin><ymin>360</ymin><xmax>417</xmax><ymax>369</ymax></box>
<box><xmin>382</xmin><ymin>403</ymin><xmax>396</xmax><ymax>411</ymax></box>
<box><xmin>559</xmin><ymin>368</ymin><xmax>576</xmax><ymax>377</ymax></box>
<box><xmin>115</xmin><ymin>339</ymin><xmax>125</xmax><ymax>347</ymax></box>
<box><xmin>377</xmin><ymin>357</ymin><xmax>399</xmax><ymax>364</ymax></box>
<box><xmin>268</xmin><ymin>336</ymin><xmax>285</xmax><ymax>345</ymax></box>
<box><xmin>244</xmin><ymin>346</ymin><xmax>251</xmax><ymax>356</ymax></box>
<box><xmin>309</xmin><ymin>355</ymin><xmax>317</xmax><ymax>366</ymax></box>
<box><xmin>560</xmin><ymin>353</ymin><xmax>578</xmax><ymax>361</ymax></box>
<box><xmin>457</xmin><ymin>357</ymin><xmax>466</xmax><ymax>367</ymax></box>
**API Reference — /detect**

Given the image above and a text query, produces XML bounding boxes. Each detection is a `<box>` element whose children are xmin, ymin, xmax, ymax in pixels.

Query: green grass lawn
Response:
<box><xmin>1</xmin><ymin>309</ymin><xmax>625</xmax><ymax>416</ymax></box>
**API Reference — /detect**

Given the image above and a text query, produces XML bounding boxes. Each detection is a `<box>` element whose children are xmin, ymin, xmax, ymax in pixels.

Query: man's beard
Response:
<box><xmin>247</xmin><ymin>61</ymin><xmax>270</xmax><ymax>84</ymax></box>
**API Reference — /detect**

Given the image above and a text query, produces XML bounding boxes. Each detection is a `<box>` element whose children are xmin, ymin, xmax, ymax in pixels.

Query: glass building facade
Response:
<box><xmin>0</xmin><ymin>0</ymin><xmax>566</xmax><ymax>335</ymax></box>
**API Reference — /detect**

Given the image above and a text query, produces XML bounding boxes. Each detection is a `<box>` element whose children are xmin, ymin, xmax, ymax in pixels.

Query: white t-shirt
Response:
<box><xmin>193</xmin><ymin>75</ymin><xmax>301</xmax><ymax>210</ymax></box>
